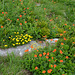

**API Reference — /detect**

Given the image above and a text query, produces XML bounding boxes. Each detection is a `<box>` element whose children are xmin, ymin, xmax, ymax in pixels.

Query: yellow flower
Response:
<box><xmin>22</xmin><ymin>42</ymin><xmax>25</xmax><ymax>44</ymax></box>
<box><xmin>21</xmin><ymin>34</ymin><xmax>23</xmax><ymax>36</ymax></box>
<box><xmin>17</xmin><ymin>32</ymin><xmax>19</xmax><ymax>34</ymax></box>
<box><xmin>19</xmin><ymin>43</ymin><xmax>20</xmax><ymax>44</ymax></box>
<box><xmin>16</xmin><ymin>36</ymin><xmax>18</xmax><ymax>37</ymax></box>
<box><xmin>19</xmin><ymin>38</ymin><xmax>21</xmax><ymax>39</ymax></box>
<box><xmin>21</xmin><ymin>40</ymin><xmax>22</xmax><ymax>42</ymax></box>
<box><xmin>25</xmin><ymin>37</ymin><xmax>27</xmax><ymax>39</ymax></box>
<box><xmin>3</xmin><ymin>39</ymin><xmax>5</xmax><ymax>41</ymax></box>
<box><xmin>12</xmin><ymin>44</ymin><xmax>15</xmax><ymax>46</ymax></box>
<box><xmin>16</xmin><ymin>40</ymin><xmax>19</xmax><ymax>42</ymax></box>
<box><xmin>23</xmin><ymin>36</ymin><xmax>25</xmax><ymax>38</ymax></box>
<box><xmin>22</xmin><ymin>39</ymin><xmax>24</xmax><ymax>40</ymax></box>
<box><xmin>26</xmin><ymin>40</ymin><xmax>28</xmax><ymax>43</ymax></box>
<box><xmin>9</xmin><ymin>37</ymin><xmax>11</xmax><ymax>38</ymax></box>
<box><xmin>16</xmin><ymin>43</ymin><xmax>18</xmax><ymax>45</ymax></box>
<box><xmin>14</xmin><ymin>32</ymin><xmax>16</xmax><ymax>34</ymax></box>
<box><xmin>4</xmin><ymin>45</ymin><xmax>8</xmax><ymax>47</ymax></box>
<box><xmin>25</xmin><ymin>34</ymin><xmax>28</xmax><ymax>36</ymax></box>
<box><xmin>28</xmin><ymin>38</ymin><xmax>31</xmax><ymax>41</ymax></box>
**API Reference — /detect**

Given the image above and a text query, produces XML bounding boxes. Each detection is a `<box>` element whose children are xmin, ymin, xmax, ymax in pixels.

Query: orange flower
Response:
<box><xmin>43</xmin><ymin>52</ymin><xmax>46</xmax><ymax>55</ymax></box>
<box><xmin>20</xmin><ymin>15</ymin><xmax>22</xmax><ymax>17</ymax></box>
<box><xmin>55</xmin><ymin>40</ymin><xmax>57</xmax><ymax>42</ymax></box>
<box><xmin>60</xmin><ymin>50</ymin><xmax>63</xmax><ymax>54</ymax></box>
<box><xmin>73</xmin><ymin>24</ymin><xmax>74</xmax><ymax>26</ymax></box>
<box><xmin>34</xmin><ymin>48</ymin><xmax>36</xmax><ymax>50</ymax></box>
<box><xmin>65</xmin><ymin>24</ymin><xmax>67</xmax><ymax>25</ymax></box>
<box><xmin>74</xmin><ymin>54</ymin><xmax>75</xmax><ymax>56</ymax></box>
<box><xmin>20</xmin><ymin>0</ymin><xmax>21</xmax><ymax>1</ymax></box>
<box><xmin>45</xmin><ymin>38</ymin><xmax>48</xmax><ymax>40</ymax></box>
<box><xmin>1</xmin><ymin>26</ymin><xmax>3</xmax><ymax>28</ymax></box>
<box><xmin>36</xmin><ymin>19</ymin><xmax>38</xmax><ymax>21</ymax></box>
<box><xmin>51</xmin><ymin>65</ymin><xmax>53</xmax><ymax>67</ymax></box>
<box><xmin>47</xmin><ymin>52</ymin><xmax>49</xmax><ymax>56</ymax></box>
<box><xmin>60</xmin><ymin>34</ymin><xmax>63</xmax><ymax>36</ymax></box>
<box><xmin>56</xmin><ymin>17</ymin><xmax>58</xmax><ymax>19</ymax></box>
<box><xmin>52</xmin><ymin>57</ymin><xmax>54</xmax><ymax>59</ymax></box>
<box><xmin>25</xmin><ymin>21</ymin><xmax>27</xmax><ymax>23</ymax></box>
<box><xmin>53</xmin><ymin>49</ymin><xmax>56</xmax><ymax>52</ymax></box>
<box><xmin>24</xmin><ymin>49</ymin><xmax>29</xmax><ymax>52</ymax></box>
<box><xmin>66</xmin><ymin>56</ymin><xmax>68</xmax><ymax>59</ymax></box>
<box><xmin>54</xmin><ymin>64</ymin><xmax>56</xmax><ymax>68</ymax></box>
<box><xmin>55</xmin><ymin>60</ymin><xmax>56</xmax><ymax>61</ymax></box>
<box><xmin>44</xmin><ymin>8</ymin><xmax>46</xmax><ymax>10</ymax></box>
<box><xmin>23</xmin><ymin>11</ymin><xmax>25</xmax><ymax>12</ymax></box>
<box><xmin>47</xmin><ymin>69</ymin><xmax>52</xmax><ymax>73</ymax></box>
<box><xmin>60</xmin><ymin>60</ymin><xmax>63</xmax><ymax>62</ymax></box>
<box><xmin>64</xmin><ymin>37</ymin><xmax>67</xmax><ymax>40</ymax></box>
<box><xmin>49</xmin><ymin>59</ymin><xmax>51</xmax><ymax>61</ymax></box>
<box><xmin>24</xmin><ymin>13</ymin><xmax>26</xmax><ymax>15</ymax></box>
<box><xmin>61</xmin><ymin>43</ymin><xmax>64</xmax><ymax>45</ymax></box>
<box><xmin>50</xmin><ymin>19</ymin><xmax>53</xmax><ymax>21</ymax></box>
<box><xmin>50</xmin><ymin>39</ymin><xmax>53</xmax><ymax>41</ymax></box>
<box><xmin>34</xmin><ymin>54</ymin><xmax>37</xmax><ymax>57</ymax></box>
<box><xmin>46</xmin><ymin>56</ymin><xmax>49</xmax><ymax>59</ymax></box>
<box><xmin>37</xmin><ymin>50</ymin><xmax>39</xmax><ymax>52</ymax></box>
<box><xmin>27</xmin><ymin>8</ymin><xmax>29</xmax><ymax>9</ymax></box>
<box><xmin>5</xmin><ymin>12</ymin><xmax>8</xmax><ymax>14</ymax></box>
<box><xmin>43</xmin><ymin>35</ymin><xmax>46</xmax><ymax>37</ymax></box>
<box><xmin>35</xmin><ymin>66</ymin><xmax>38</xmax><ymax>70</ymax></box>
<box><xmin>39</xmin><ymin>41</ymin><xmax>42</xmax><ymax>43</ymax></box>
<box><xmin>39</xmin><ymin>54</ymin><xmax>42</xmax><ymax>57</ymax></box>
<box><xmin>7</xmin><ymin>19</ymin><xmax>10</xmax><ymax>20</ymax></box>
<box><xmin>24</xmin><ymin>8</ymin><xmax>26</xmax><ymax>10</ymax></box>
<box><xmin>62</xmin><ymin>74</ymin><xmax>64</xmax><ymax>75</ymax></box>
<box><xmin>53</xmin><ymin>27</ymin><xmax>55</xmax><ymax>28</ymax></box>
<box><xmin>42</xmin><ymin>70</ymin><xmax>46</xmax><ymax>73</ymax></box>
<box><xmin>17</xmin><ymin>19</ymin><xmax>19</xmax><ymax>21</ymax></box>
<box><xmin>73</xmin><ymin>42</ymin><xmax>75</xmax><ymax>44</ymax></box>
<box><xmin>31</xmin><ymin>45</ymin><xmax>33</xmax><ymax>48</ymax></box>
<box><xmin>63</xmin><ymin>31</ymin><xmax>66</xmax><ymax>33</ymax></box>
<box><xmin>20</xmin><ymin>23</ymin><xmax>22</xmax><ymax>25</ymax></box>
<box><xmin>2</xmin><ymin>12</ymin><xmax>4</xmax><ymax>14</ymax></box>
<box><xmin>69</xmin><ymin>28</ymin><xmax>71</xmax><ymax>29</ymax></box>
<box><xmin>21</xmin><ymin>3</ymin><xmax>23</xmax><ymax>4</ymax></box>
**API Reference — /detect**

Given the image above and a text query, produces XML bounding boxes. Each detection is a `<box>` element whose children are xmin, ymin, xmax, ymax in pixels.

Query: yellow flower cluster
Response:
<box><xmin>8</xmin><ymin>32</ymin><xmax>33</xmax><ymax>47</ymax></box>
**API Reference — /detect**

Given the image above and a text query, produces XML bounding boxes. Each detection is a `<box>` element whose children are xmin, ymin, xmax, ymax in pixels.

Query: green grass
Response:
<box><xmin>0</xmin><ymin>0</ymin><xmax>75</xmax><ymax>75</ymax></box>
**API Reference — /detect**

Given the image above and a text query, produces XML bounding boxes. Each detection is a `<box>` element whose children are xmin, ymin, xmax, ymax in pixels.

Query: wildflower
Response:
<box><xmin>54</xmin><ymin>64</ymin><xmax>56</xmax><ymax>68</ymax></box>
<box><xmin>46</xmin><ymin>56</ymin><xmax>49</xmax><ymax>59</ymax></box>
<box><xmin>43</xmin><ymin>35</ymin><xmax>46</xmax><ymax>38</ymax></box>
<box><xmin>37</xmin><ymin>50</ymin><xmax>38</xmax><ymax>52</ymax></box>
<box><xmin>23</xmin><ymin>11</ymin><xmax>25</xmax><ymax>12</ymax></box>
<box><xmin>22</xmin><ymin>42</ymin><xmax>25</xmax><ymax>44</ymax></box>
<box><xmin>5</xmin><ymin>12</ymin><xmax>8</xmax><ymax>14</ymax></box>
<box><xmin>49</xmin><ymin>59</ymin><xmax>51</xmax><ymax>61</ymax></box>
<box><xmin>47</xmin><ymin>69</ymin><xmax>51</xmax><ymax>73</ymax></box>
<box><xmin>16</xmin><ymin>43</ymin><xmax>18</xmax><ymax>45</ymax></box>
<box><xmin>52</xmin><ymin>57</ymin><xmax>54</xmax><ymax>59</ymax></box>
<box><xmin>45</xmin><ymin>38</ymin><xmax>48</xmax><ymax>40</ymax></box>
<box><xmin>53</xmin><ymin>27</ymin><xmax>55</xmax><ymax>28</ymax></box>
<box><xmin>17</xmin><ymin>32</ymin><xmax>19</xmax><ymax>34</ymax></box>
<box><xmin>60</xmin><ymin>60</ymin><xmax>63</xmax><ymax>62</ymax></box>
<box><xmin>44</xmin><ymin>8</ymin><xmax>46</xmax><ymax>10</ymax></box>
<box><xmin>2</xmin><ymin>12</ymin><xmax>4</xmax><ymax>14</ymax></box>
<box><xmin>60</xmin><ymin>34</ymin><xmax>63</xmax><ymax>36</ymax></box>
<box><xmin>61</xmin><ymin>43</ymin><xmax>64</xmax><ymax>45</ymax></box>
<box><xmin>35</xmin><ymin>66</ymin><xmax>38</xmax><ymax>70</ymax></box>
<box><xmin>53</xmin><ymin>49</ymin><xmax>56</xmax><ymax>52</ymax></box>
<box><xmin>42</xmin><ymin>70</ymin><xmax>46</xmax><ymax>73</ymax></box>
<box><xmin>34</xmin><ymin>54</ymin><xmax>37</xmax><ymax>57</ymax></box>
<box><xmin>20</xmin><ymin>0</ymin><xmax>21</xmax><ymax>1</ymax></box>
<box><xmin>43</xmin><ymin>52</ymin><xmax>46</xmax><ymax>55</ymax></box>
<box><xmin>69</xmin><ymin>28</ymin><xmax>71</xmax><ymax>29</ymax></box>
<box><xmin>50</xmin><ymin>39</ymin><xmax>53</xmax><ymax>41</ymax></box>
<box><xmin>64</xmin><ymin>37</ymin><xmax>67</xmax><ymax>40</ymax></box>
<box><xmin>62</xmin><ymin>74</ymin><xmax>64</xmax><ymax>75</ymax></box>
<box><xmin>55</xmin><ymin>40</ymin><xmax>57</xmax><ymax>42</ymax></box>
<box><xmin>21</xmin><ymin>3</ymin><xmax>23</xmax><ymax>4</ymax></box>
<box><xmin>12</xmin><ymin>44</ymin><xmax>15</xmax><ymax>46</ymax></box>
<box><xmin>27</xmin><ymin>8</ymin><xmax>29</xmax><ymax>9</ymax></box>
<box><xmin>25</xmin><ymin>21</ymin><xmax>27</xmax><ymax>23</ymax></box>
<box><xmin>4</xmin><ymin>45</ymin><xmax>8</xmax><ymax>47</ymax></box>
<box><xmin>17</xmin><ymin>19</ymin><xmax>19</xmax><ymax>21</ymax></box>
<box><xmin>19</xmin><ymin>43</ymin><xmax>20</xmax><ymax>44</ymax></box>
<box><xmin>39</xmin><ymin>54</ymin><xmax>42</xmax><ymax>57</ymax></box>
<box><xmin>66</xmin><ymin>56</ymin><xmax>69</xmax><ymax>59</ymax></box>
<box><xmin>24</xmin><ymin>8</ymin><xmax>26</xmax><ymax>10</ymax></box>
<box><xmin>63</xmin><ymin>31</ymin><xmax>66</xmax><ymax>33</ymax></box>
<box><xmin>56</xmin><ymin>17</ymin><xmax>58</xmax><ymax>19</ymax></box>
<box><xmin>24</xmin><ymin>13</ymin><xmax>26</xmax><ymax>15</ymax></box>
<box><xmin>1</xmin><ymin>26</ymin><xmax>3</xmax><ymax>28</ymax></box>
<box><xmin>65</xmin><ymin>24</ymin><xmax>67</xmax><ymax>25</ymax></box>
<box><xmin>47</xmin><ymin>52</ymin><xmax>49</xmax><ymax>56</ymax></box>
<box><xmin>60</xmin><ymin>50</ymin><xmax>63</xmax><ymax>54</ymax></box>
<box><xmin>50</xmin><ymin>19</ymin><xmax>53</xmax><ymax>21</ymax></box>
<box><xmin>73</xmin><ymin>42</ymin><xmax>75</xmax><ymax>44</ymax></box>
<box><xmin>51</xmin><ymin>65</ymin><xmax>53</xmax><ymax>67</ymax></box>
<box><xmin>31</xmin><ymin>45</ymin><xmax>33</xmax><ymax>48</ymax></box>
<box><xmin>19</xmin><ymin>15</ymin><xmax>22</xmax><ymax>17</ymax></box>
<box><xmin>24</xmin><ymin>49</ymin><xmax>29</xmax><ymax>52</ymax></box>
<box><xmin>73</xmin><ymin>24</ymin><xmax>74</xmax><ymax>26</ymax></box>
<box><xmin>20</xmin><ymin>23</ymin><xmax>22</xmax><ymax>25</ymax></box>
<box><xmin>36</xmin><ymin>19</ymin><xmax>38</xmax><ymax>21</ymax></box>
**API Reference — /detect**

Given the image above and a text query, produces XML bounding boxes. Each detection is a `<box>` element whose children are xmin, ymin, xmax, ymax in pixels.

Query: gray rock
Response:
<box><xmin>0</xmin><ymin>38</ymin><xmax>58</xmax><ymax>57</ymax></box>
